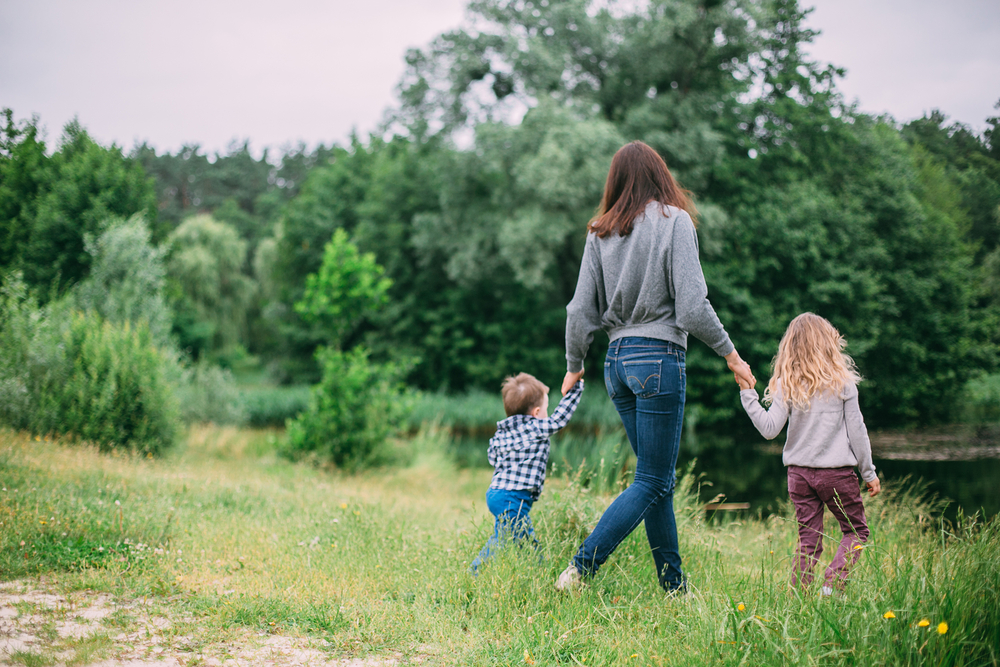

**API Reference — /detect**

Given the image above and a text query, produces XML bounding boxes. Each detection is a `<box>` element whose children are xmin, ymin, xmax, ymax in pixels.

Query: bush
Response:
<box><xmin>0</xmin><ymin>275</ymin><xmax>179</xmax><ymax>454</ymax></box>
<box><xmin>0</xmin><ymin>275</ymin><xmax>73</xmax><ymax>430</ymax></box>
<box><xmin>284</xmin><ymin>347</ymin><xmax>409</xmax><ymax>470</ymax></box>
<box><xmin>74</xmin><ymin>215</ymin><xmax>172</xmax><ymax>346</ymax></box>
<box><xmin>49</xmin><ymin>311</ymin><xmax>180</xmax><ymax>454</ymax></box>
<box><xmin>237</xmin><ymin>385</ymin><xmax>310</xmax><ymax>427</ymax></box>
<box><xmin>961</xmin><ymin>372</ymin><xmax>1000</xmax><ymax>423</ymax></box>
<box><xmin>174</xmin><ymin>359</ymin><xmax>246</xmax><ymax>426</ymax></box>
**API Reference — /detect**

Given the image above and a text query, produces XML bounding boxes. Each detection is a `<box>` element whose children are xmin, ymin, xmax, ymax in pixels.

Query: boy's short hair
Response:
<box><xmin>501</xmin><ymin>372</ymin><xmax>548</xmax><ymax>417</ymax></box>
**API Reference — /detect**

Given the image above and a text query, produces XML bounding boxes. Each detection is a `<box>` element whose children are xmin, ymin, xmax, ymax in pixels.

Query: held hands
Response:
<box><xmin>866</xmin><ymin>477</ymin><xmax>882</xmax><ymax>497</ymax></box>
<box><xmin>562</xmin><ymin>369</ymin><xmax>585</xmax><ymax>396</ymax></box>
<box><xmin>725</xmin><ymin>350</ymin><xmax>756</xmax><ymax>390</ymax></box>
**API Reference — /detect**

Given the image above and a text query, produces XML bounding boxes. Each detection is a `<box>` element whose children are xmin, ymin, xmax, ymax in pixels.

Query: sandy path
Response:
<box><xmin>0</xmin><ymin>580</ymin><xmax>424</xmax><ymax>667</ymax></box>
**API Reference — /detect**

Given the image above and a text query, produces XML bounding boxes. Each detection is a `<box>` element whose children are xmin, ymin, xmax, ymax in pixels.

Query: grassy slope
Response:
<box><xmin>1</xmin><ymin>426</ymin><xmax>998</xmax><ymax>666</ymax></box>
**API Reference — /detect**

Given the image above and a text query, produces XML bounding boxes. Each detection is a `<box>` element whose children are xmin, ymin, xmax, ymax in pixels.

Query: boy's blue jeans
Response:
<box><xmin>573</xmin><ymin>337</ymin><xmax>686</xmax><ymax>591</ymax></box>
<box><xmin>470</xmin><ymin>487</ymin><xmax>538</xmax><ymax>573</ymax></box>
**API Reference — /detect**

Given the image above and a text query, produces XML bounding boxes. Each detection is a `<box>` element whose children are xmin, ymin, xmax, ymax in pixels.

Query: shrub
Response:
<box><xmin>237</xmin><ymin>385</ymin><xmax>310</xmax><ymax>427</ymax></box>
<box><xmin>0</xmin><ymin>275</ymin><xmax>73</xmax><ymax>431</ymax></box>
<box><xmin>74</xmin><ymin>215</ymin><xmax>172</xmax><ymax>346</ymax></box>
<box><xmin>960</xmin><ymin>372</ymin><xmax>1000</xmax><ymax>423</ymax></box>
<box><xmin>50</xmin><ymin>311</ymin><xmax>180</xmax><ymax>454</ymax></box>
<box><xmin>174</xmin><ymin>359</ymin><xmax>246</xmax><ymax>426</ymax></box>
<box><xmin>284</xmin><ymin>347</ymin><xmax>409</xmax><ymax>470</ymax></box>
<box><xmin>0</xmin><ymin>274</ymin><xmax>179</xmax><ymax>454</ymax></box>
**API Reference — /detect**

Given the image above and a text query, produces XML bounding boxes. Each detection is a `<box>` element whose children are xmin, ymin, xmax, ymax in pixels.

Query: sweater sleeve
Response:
<box><xmin>669</xmin><ymin>213</ymin><xmax>734</xmax><ymax>357</ymax></box>
<box><xmin>537</xmin><ymin>380</ymin><xmax>584</xmax><ymax>435</ymax></box>
<box><xmin>740</xmin><ymin>388</ymin><xmax>789</xmax><ymax>440</ymax></box>
<box><xmin>843</xmin><ymin>384</ymin><xmax>877</xmax><ymax>482</ymax></box>
<box><xmin>565</xmin><ymin>235</ymin><xmax>603</xmax><ymax>373</ymax></box>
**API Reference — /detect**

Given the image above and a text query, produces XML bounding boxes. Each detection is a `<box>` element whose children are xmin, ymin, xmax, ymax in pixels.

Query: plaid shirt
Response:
<box><xmin>488</xmin><ymin>381</ymin><xmax>584</xmax><ymax>496</ymax></box>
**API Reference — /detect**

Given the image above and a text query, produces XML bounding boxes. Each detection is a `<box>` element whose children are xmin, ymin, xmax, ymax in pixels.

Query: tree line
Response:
<box><xmin>3</xmin><ymin>0</ymin><xmax>1000</xmax><ymax>442</ymax></box>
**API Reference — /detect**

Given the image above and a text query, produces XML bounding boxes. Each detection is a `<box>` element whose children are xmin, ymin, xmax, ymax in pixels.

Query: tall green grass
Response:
<box><xmin>1</xmin><ymin>425</ymin><xmax>997</xmax><ymax>666</ymax></box>
<box><xmin>236</xmin><ymin>384</ymin><xmax>311</xmax><ymax>427</ymax></box>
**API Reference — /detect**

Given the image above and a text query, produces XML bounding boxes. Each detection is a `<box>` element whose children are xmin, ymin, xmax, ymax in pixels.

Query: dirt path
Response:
<box><xmin>0</xmin><ymin>580</ymin><xmax>424</xmax><ymax>667</ymax></box>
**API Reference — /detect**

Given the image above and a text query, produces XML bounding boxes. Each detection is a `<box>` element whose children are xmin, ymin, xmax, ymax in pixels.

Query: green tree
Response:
<box><xmin>295</xmin><ymin>228</ymin><xmax>392</xmax><ymax>347</ymax></box>
<box><xmin>0</xmin><ymin>110</ymin><xmax>49</xmax><ymax>275</ymax></box>
<box><xmin>166</xmin><ymin>215</ymin><xmax>256</xmax><ymax>358</ymax></box>
<box><xmin>75</xmin><ymin>215</ymin><xmax>172</xmax><ymax>346</ymax></box>
<box><xmin>18</xmin><ymin>121</ymin><xmax>156</xmax><ymax>292</ymax></box>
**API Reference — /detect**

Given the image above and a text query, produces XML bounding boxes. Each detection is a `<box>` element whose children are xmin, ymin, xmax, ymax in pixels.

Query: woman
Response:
<box><xmin>558</xmin><ymin>141</ymin><xmax>755</xmax><ymax>593</ymax></box>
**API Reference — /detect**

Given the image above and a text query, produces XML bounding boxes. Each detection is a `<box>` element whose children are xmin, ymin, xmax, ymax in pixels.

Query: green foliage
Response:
<box><xmin>1</xmin><ymin>116</ymin><xmax>156</xmax><ymax>292</ymax></box>
<box><xmin>961</xmin><ymin>372</ymin><xmax>1000</xmax><ymax>424</ymax></box>
<box><xmin>0</xmin><ymin>110</ymin><xmax>49</xmax><ymax>272</ymax></box>
<box><xmin>0</xmin><ymin>274</ymin><xmax>73</xmax><ymax>428</ymax></box>
<box><xmin>74</xmin><ymin>214</ymin><xmax>172</xmax><ymax>345</ymax></box>
<box><xmin>134</xmin><ymin>140</ymin><xmax>336</xmax><ymax>244</ymax></box>
<box><xmin>236</xmin><ymin>384</ymin><xmax>310</xmax><ymax>427</ymax></box>
<box><xmin>284</xmin><ymin>347</ymin><xmax>409</xmax><ymax>470</ymax></box>
<box><xmin>294</xmin><ymin>228</ymin><xmax>392</xmax><ymax>347</ymax></box>
<box><xmin>0</xmin><ymin>275</ymin><xmax>179</xmax><ymax>454</ymax></box>
<box><xmin>53</xmin><ymin>312</ymin><xmax>180</xmax><ymax>454</ymax></box>
<box><xmin>166</xmin><ymin>214</ymin><xmax>256</xmax><ymax>357</ymax></box>
<box><xmin>174</xmin><ymin>360</ymin><xmax>246</xmax><ymax>426</ymax></box>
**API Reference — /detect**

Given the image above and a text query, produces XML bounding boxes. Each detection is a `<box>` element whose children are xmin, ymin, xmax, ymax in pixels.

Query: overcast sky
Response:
<box><xmin>1</xmin><ymin>0</ymin><xmax>998</xmax><ymax>157</ymax></box>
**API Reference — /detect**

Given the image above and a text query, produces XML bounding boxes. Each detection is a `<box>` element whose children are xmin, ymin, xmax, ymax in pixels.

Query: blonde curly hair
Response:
<box><xmin>764</xmin><ymin>313</ymin><xmax>862</xmax><ymax>409</ymax></box>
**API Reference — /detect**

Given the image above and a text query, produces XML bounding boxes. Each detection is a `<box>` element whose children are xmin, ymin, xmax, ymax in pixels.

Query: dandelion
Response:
<box><xmin>853</xmin><ymin>544</ymin><xmax>864</xmax><ymax>550</ymax></box>
<box><xmin>883</xmin><ymin>611</ymin><xmax>895</xmax><ymax>619</ymax></box>
<box><xmin>630</xmin><ymin>654</ymin><xmax>638</xmax><ymax>659</ymax></box>
<box><xmin>737</xmin><ymin>603</ymin><xmax>745</xmax><ymax>612</ymax></box>
<box><xmin>918</xmin><ymin>619</ymin><xmax>930</xmax><ymax>628</ymax></box>
<box><xmin>340</xmin><ymin>503</ymin><xmax>348</xmax><ymax>509</ymax></box>
<box><xmin>937</xmin><ymin>622</ymin><xmax>948</xmax><ymax>635</ymax></box>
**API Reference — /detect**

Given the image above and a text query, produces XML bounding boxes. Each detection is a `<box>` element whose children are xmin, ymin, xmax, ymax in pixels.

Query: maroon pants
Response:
<box><xmin>787</xmin><ymin>466</ymin><xmax>869</xmax><ymax>589</ymax></box>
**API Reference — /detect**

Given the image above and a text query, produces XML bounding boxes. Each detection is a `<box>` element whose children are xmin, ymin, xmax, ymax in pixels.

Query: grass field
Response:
<box><xmin>1</xmin><ymin>425</ymin><xmax>998</xmax><ymax>666</ymax></box>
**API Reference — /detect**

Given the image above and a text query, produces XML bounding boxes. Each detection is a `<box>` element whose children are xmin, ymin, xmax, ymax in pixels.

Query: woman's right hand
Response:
<box><xmin>725</xmin><ymin>350</ymin><xmax>755</xmax><ymax>388</ymax></box>
<box><xmin>562</xmin><ymin>369</ymin><xmax>585</xmax><ymax>395</ymax></box>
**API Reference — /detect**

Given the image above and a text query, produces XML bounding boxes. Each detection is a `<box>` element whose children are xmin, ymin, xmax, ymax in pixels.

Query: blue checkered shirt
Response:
<box><xmin>488</xmin><ymin>381</ymin><xmax>584</xmax><ymax>497</ymax></box>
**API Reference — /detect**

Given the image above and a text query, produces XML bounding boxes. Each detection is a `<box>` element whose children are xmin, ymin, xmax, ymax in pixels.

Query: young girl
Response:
<box><xmin>739</xmin><ymin>313</ymin><xmax>881</xmax><ymax>594</ymax></box>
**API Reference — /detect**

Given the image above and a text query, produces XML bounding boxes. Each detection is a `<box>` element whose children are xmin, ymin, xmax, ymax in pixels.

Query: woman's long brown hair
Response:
<box><xmin>588</xmin><ymin>141</ymin><xmax>698</xmax><ymax>238</ymax></box>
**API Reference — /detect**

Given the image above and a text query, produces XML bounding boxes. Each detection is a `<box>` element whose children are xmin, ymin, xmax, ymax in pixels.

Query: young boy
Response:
<box><xmin>470</xmin><ymin>373</ymin><xmax>584</xmax><ymax>574</ymax></box>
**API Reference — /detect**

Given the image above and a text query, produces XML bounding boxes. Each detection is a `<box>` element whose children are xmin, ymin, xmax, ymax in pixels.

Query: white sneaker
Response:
<box><xmin>555</xmin><ymin>564</ymin><xmax>583</xmax><ymax>592</ymax></box>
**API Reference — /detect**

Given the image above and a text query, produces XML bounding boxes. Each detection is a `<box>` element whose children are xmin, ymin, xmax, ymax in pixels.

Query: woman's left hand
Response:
<box><xmin>725</xmin><ymin>350</ymin><xmax>755</xmax><ymax>388</ymax></box>
<box><xmin>562</xmin><ymin>369</ymin><xmax>585</xmax><ymax>395</ymax></box>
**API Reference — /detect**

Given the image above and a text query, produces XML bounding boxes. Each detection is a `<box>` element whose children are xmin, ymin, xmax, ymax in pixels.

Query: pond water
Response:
<box><xmin>679</xmin><ymin>430</ymin><xmax>1000</xmax><ymax>520</ymax></box>
<box><xmin>451</xmin><ymin>426</ymin><xmax>1000</xmax><ymax>520</ymax></box>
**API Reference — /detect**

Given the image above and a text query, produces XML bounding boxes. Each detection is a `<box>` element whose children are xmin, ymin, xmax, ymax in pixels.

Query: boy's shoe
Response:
<box><xmin>555</xmin><ymin>564</ymin><xmax>583</xmax><ymax>592</ymax></box>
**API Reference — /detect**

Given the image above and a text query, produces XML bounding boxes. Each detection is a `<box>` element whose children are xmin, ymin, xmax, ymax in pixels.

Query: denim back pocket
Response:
<box><xmin>622</xmin><ymin>359</ymin><xmax>661</xmax><ymax>398</ymax></box>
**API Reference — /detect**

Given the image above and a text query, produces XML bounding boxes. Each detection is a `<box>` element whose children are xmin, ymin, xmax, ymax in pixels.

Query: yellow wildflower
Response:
<box><xmin>918</xmin><ymin>619</ymin><xmax>930</xmax><ymax>627</ymax></box>
<box><xmin>737</xmin><ymin>603</ymin><xmax>746</xmax><ymax>612</ymax></box>
<box><xmin>883</xmin><ymin>611</ymin><xmax>896</xmax><ymax>619</ymax></box>
<box><xmin>340</xmin><ymin>503</ymin><xmax>348</xmax><ymax>509</ymax></box>
<box><xmin>937</xmin><ymin>622</ymin><xmax>948</xmax><ymax>635</ymax></box>
<box><xmin>630</xmin><ymin>654</ymin><xmax>638</xmax><ymax>659</ymax></box>
<box><xmin>853</xmin><ymin>544</ymin><xmax>864</xmax><ymax>550</ymax></box>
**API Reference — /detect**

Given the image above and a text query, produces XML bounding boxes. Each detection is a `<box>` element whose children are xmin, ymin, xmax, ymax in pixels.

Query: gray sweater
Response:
<box><xmin>565</xmin><ymin>202</ymin><xmax>734</xmax><ymax>372</ymax></box>
<box><xmin>740</xmin><ymin>382</ymin><xmax>877</xmax><ymax>482</ymax></box>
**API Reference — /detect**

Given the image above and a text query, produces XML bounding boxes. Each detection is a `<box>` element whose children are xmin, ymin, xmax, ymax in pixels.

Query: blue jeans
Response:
<box><xmin>572</xmin><ymin>337</ymin><xmax>686</xmax><ymax>591</ymax></box>
<box><xmin>470</xmin><ymin>487</ymin><xmax>538</xmax><ymax>574</ymax></box>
